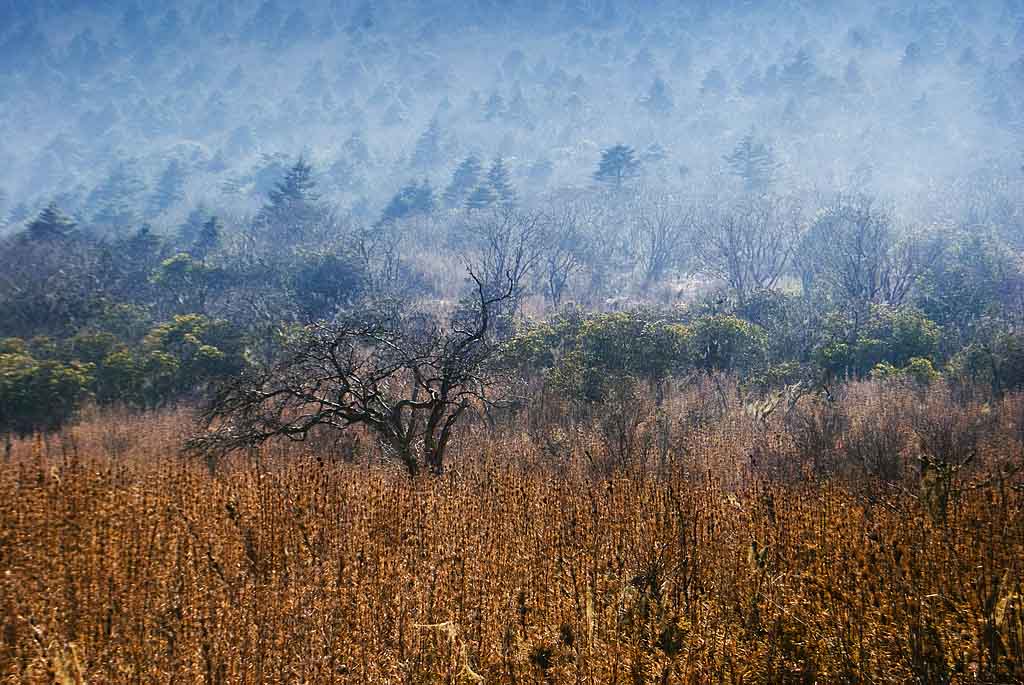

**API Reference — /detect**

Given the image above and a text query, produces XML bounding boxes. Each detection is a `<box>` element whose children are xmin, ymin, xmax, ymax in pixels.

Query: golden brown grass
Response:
<box><xmin>1</xmin><ymin>382</ymin><xmax>1022</xmax><ymax>683</ymax></box>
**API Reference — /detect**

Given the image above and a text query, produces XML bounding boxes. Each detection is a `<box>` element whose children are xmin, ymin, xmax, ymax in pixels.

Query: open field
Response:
<box><xmin>2</xmin><ymin>383</ymin><xmax>1022</xmax><ymax>683</ymax></box>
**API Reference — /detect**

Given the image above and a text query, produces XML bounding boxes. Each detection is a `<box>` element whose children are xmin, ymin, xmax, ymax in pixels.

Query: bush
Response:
<box><xmin>817</xmin><ymin>305</ymin><xmax>940</xmax><ymax>379</ymax></box>
<box><xmin>686</xmin><ymin>314</ymin><xmax>767</xmax><ymax>374</ymax></box>
<box><xmin>871</xmin><ymin>357</ymin><xmax>940</xmax><ymax>386</ymax></box>
<box><xmin>502</xmin><ymin>310</ymin><xmax>690</xmax><ymax>402</ymax></box>
<box><xmin>0</xmin><ymin>350</ymin><xmax>93</xmax><ymax>435</ymax></box>
<box><xmin>949</xmin><ymin>325</ymin><xmax>1024</xmax><ymax>396</ymax></box>
<box><xmin>141</xmin><ymin>314</ymin><xmax>246</xmax><ymax>402</ymax></box>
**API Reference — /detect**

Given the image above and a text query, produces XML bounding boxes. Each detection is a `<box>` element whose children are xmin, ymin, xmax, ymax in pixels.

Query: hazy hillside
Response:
<box><xmin>1</xmin><ymin>0</ymin><xmax>1023</xmax><ymax>232</ymax></box>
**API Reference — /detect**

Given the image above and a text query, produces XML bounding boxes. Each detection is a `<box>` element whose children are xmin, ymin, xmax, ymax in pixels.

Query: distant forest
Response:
<box><xmin>1</xmin><ymin>0</ymin><xmax>1023</xmax><ymax>226</ymax></box>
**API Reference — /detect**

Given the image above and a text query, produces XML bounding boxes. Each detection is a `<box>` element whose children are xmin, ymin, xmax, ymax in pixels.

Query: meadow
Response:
<box><xmin>2</xmin><ymin>381</ymin><xmax>1021</xmax><ymax>684</ymax></box>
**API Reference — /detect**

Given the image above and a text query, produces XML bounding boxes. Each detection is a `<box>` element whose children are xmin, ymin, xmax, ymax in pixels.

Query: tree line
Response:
<box><xmin>2</xmin><ymin>155</ymin><xmax>1023</xmax><ymax>473</ymax></box>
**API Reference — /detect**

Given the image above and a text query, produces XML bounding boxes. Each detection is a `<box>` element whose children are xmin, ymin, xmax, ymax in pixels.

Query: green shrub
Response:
<box><xmin>686</xmin><ymin>314</ymin><xmax>767</xmax><ymax>374</ymax></box>
<box><xmin>0</xmin><ymin>351</ymin><xmax>93</xmax><ymax>435</ymax></box>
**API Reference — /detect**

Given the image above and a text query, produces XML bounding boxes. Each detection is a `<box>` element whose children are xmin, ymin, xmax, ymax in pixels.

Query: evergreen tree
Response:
<box><xmin>148</xmin><ymin>158</ymin><xmax>186</xmax><ymax>217</ymax></box>
<box><xmin>343</xmin><ymin>131</ymin><xmax>370</xmax><ymax>164</ymax></box>
<box><xmin>465</xmin><ymin>183</ymin><xmax>497</xmax><ymax>211</ymax></box>
<box><xmin>782</xmin><ymin>49</ymin><xmax>815</xmax><ymax>87</ymax></box>
<box><xmin>444</xmin><ymin>155</ymin><xmax>483</xmax><ymax>208</ymax></box>
<box><xmin>178</xmin><ymin>206</ymin><xmax>211</xmax><ymax>246</ymax></box>
<box><xmin>412</xmin><ymin>117</ymin><xmax>443</xmax><ymax>169</ymax></box>
<box><xmin>380</xmin><ymin>179</ymin><xmax>435</xmax><ymax>223</ymax></box>
<box><xmin>594</xmin><ymin>144</ymin><xmax>640</xmax><ymax>188</ymax></box>
<box><xmin>122</xmin><ymin>224</ymin><xmax>162</xmax><ymax>268</ymax></box>
<box><xmin>267</xmin><ymin>157</ymin><xmax>318</xmax><ymax>207</ymax></box>
<box><xmin>641</xmin><ymin>77</ymin><xmax>674</xmax><ymax>115</ymax></box>
<box><xmin>112</xmin><ymin>224</ymin><xmax>164</xmax><ymax>303</ymax></box>
<box><xmin>505</xmin><ymin>83</ymin><xmax>533</xmax><ymax>127</ymax></box>
<box><xmin>257</xmin><ymin>157</ymin><xmax>320</xmax><ymax>242</ymax></box>
<box><xmin>484</xmin><ymin>92</ymin><xmax>505</xmax><ymax>121</ymax></box>
<box><xmin>724</xmin><ymin>133</ymin><xmax>779</xmax><ymax>192</ymax></box>
<box><xmin>415</xmin><ymin>178</ymin><xmax>435</xmax><ymax>215</ymax></box>
<box><xmin>89</xmin><ymin>161</ymin><xmax>146</xmax><ymax>235</ymax></box>
<box><xmin>487</xmin><ymin>157</ymin><xmax>516</xmax><ymax>206</ymax></box>
<box><xmin>193</xmin><ymin>216</ymin><xmax>221</xmax><ymax>260</ymax></box>
<box><xmin>25</xmin><ymin>203</ymin><xmax>75</xmax><ymax>242</ymax></box>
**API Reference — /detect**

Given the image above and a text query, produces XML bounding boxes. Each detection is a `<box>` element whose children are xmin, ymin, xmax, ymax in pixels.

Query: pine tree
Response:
<box><xmin>641</xmin><ymin>77</ymin><xmax>674</xmax><ymax>115</ymax></box>
<box><xmin>487</xmin><ymin>157</ymin><xmax>516</xmax><ymax>206</ymax></box>
<box><xmin>148</xmin><ymin>158</ymin><xmax>186</xmax><ymax>217</ymax></box>
<box><xmin>414</xmin><ymin>178</ymin><xmax>435</xmax><ymax>215</ymax></box>
<box><xmin>178</xmin><ymin>206</ymin><xmax>210</xmax><ymax>246</ymax></box>
<box><xmin>267</xmin><ymin>157</ymin><xmax>318</xmax><ymax>207</ymax></box>
<box><xmin>193</xmin><ymin>216</ymin><xmax>222</xmax><ymax>260</ymax></box>
<box><xmin>89</xmin><ymin>161</ymin><xmax>146</xmax><ymax>235</ymax></box>
<box><xmin>484</xmin><ymin>92</ymin><xmax>505</xmax><ymax>121</ymax></box>
<box><xmin>257</xmin><ymin>157</ymin><xmax>320</xmax><ymax>242</ymax></box>
<box><xmin>26</xmin><ymin>202</ymin><xmax>76</xmax><ymax>241</ymax></box>
<box><xmin>724</xmin><ymin>133</ymin><xmax>779</xmax><ymax>192</ymax></box>
<box><xmin>782</xmin><ymin>49</ymin><xmax>815</xmax><ymax>87</ymax></box>
<box><xmin>380</xmin><ymin>179</ymin><xmax>435</xmax><ymax>223</ymax></box>
<box><xmin>123</xmin><ymin>224</ymin><xmax>162</xmax><ymax>267</ymax></box>
<box><xmin>594</xmin><ymin>144</ymin><xmax>640</xmax><ymax>188</ymax></box>
<box><xmin>343</xmin><ymin>131</ymin><xmax>370</xmax><ymax>164</ymax></box>
<box><xmin>412</xmin><ymin>118</ymin><xmax>443</xmax><ymax>169</ymax></box>
<box><xmin>465</xmin><ymin>183</ymin><xmax>497</xmax><ymax>211</ymax></box>
<box><xmin>506</xmin><ymin>83</ymin><xmax>533</xmax><ymax>127</ymax></box>
<box><xmin>444</xmin><ymin>155</ymin><xmax>483</xmax><ymax>207</ymax></box>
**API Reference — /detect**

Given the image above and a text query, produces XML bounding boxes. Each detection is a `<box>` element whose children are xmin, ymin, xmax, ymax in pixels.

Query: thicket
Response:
<box><xmin>3</xmin><ymin>178</ymin><xmax>1024</xmax><ymax>448</ymax></box>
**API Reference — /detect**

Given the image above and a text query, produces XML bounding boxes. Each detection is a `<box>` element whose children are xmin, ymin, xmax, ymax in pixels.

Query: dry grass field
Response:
<box><xmin>1</xmin><ymin>382</ymin><xmax>1023</xmax><ymax>683</ymax></box>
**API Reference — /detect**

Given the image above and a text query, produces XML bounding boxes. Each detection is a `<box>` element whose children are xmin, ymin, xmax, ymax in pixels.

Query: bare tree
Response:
<box><xmin>189</xmin><ymin>272</ymin><xmax>514</xmax><ymax>477</ymax></box>
<box><xmin>629</xmin><ymin>190</ymin><xmax>694</xmax><ymax>290</ymax></box>
<box><xmin>539</xmin><ymin>198</ymin><xmax>588</xmax><ymax>307</ymax></box>
<box><xmin>461</xmin><ymin>205</ymin><xmax>545</xmax><ymax>332</ymax></box>
<box><xmin>796</xmin><ymin>195</ymin><xmax>939</xmax><ymax>311</ymax></box>
<box><xmin>696</xmin><ymin>195</ymin><xmax>803</xmax><ymax>302</ymax></box>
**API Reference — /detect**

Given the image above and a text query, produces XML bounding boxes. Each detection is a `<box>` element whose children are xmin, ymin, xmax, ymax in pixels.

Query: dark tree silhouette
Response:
<box><xmin>444</xmin><ymin>155</ymin><xmax>483</xmax><ymax>208</ymax></box>
<box><xmin>594</xmin><ymin>144</ymin><xmax>640</xmax><ymax>189</ymax></box>
<box><xmin>724</xmin><ymin>133</ymin><xmax>779</xmax><ymax>192</ymax></box>
<box><xmin>25</xmin><ymin>203</ymin><xmax>76</xmax><ymax>242</ymax></box>
<box><xmin>189</xmin><ymin>271</ymin><xmax>514</xmax><ymax>477</ymax></box>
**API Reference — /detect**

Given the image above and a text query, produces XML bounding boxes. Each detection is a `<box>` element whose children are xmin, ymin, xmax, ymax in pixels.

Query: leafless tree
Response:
<box><xmin>460</xmin><ymin>206</ymin><xmax>546</xmax><ymax>335</ymax></box>
<box><xmin>189</xmin><ymin>271</ymin><xmax>514</xmax><ymax>477</ymax></box>
<box><xmin>354</xmin><ymin>219</ymin><xmax>405</xmax><ymax>293</ymax></box>
<box><xmin>796</xmin><ymin>195</ymin><xmax>940</xmax><ymax>312</ymax></box>
<box><xmin>539</xmin><ymin>199</ymin><xmax>588</xmax><ymax>307</ymax></box>
<box><xmin>629</xmin><ymin>189</ymin><xmax>694</xmax><ymax>290</ymax></box>
<box><xmin>696</xmin><ymin>194</ymin><xmax>803</xmax><ymax>302</ymax></box>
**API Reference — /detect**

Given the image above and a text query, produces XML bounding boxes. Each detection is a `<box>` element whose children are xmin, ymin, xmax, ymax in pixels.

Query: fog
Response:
<box><xmin>1</xmin><ymin>0</ymin><xmax>1022</xmax><ymax>233</ymax></box>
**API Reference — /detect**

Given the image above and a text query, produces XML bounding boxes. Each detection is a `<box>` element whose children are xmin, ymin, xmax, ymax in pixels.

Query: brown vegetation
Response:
<box><xmin>1</xmin><ymin>380</ymin><xmax>1023</xmax><ymax>683</ymax></box>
